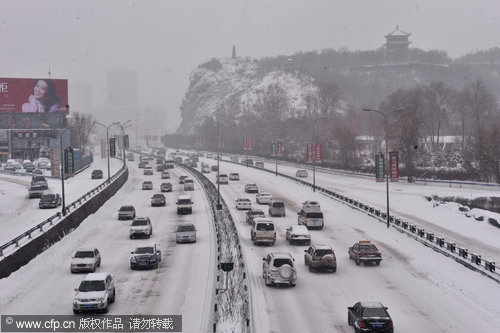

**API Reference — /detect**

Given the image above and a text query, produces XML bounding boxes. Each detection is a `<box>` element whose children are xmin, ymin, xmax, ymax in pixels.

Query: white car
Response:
<box><xmin>285</xmin><ymin>225</ymin><xmax>311</xmax><ymax>245</ymax></box>
<box><xmin>73</xmin><ymin>273</ymin><xmax>115</xmax><ymax>314</ymax></box>
<box><xmin>256</xmin><ymin>192</ymin><xmax>273</xmax><ymax>205</ymax></box>
<box><xmin>36</xmin><ymin>157</ymin><xmax>51</xmax><ymax>169</ymax></box>
<box><xmin>70</xmin><ymin>248</ymin><xmax>102</xmax><ymax>273</ymax></box>
<box><xmin>262</xmin><ymin>252</ymin><xmax>296</xmax><ymax>287</ymax></box>
<box><xmin>229</xmin><ymin>173</ymin><xmax>240</xmax><ymax>180</ymax></box>
<box><xmin>129</xmin><ymin>217</ymin><xmax>153</xmax><ymax>238</ymax></box>
<box><xmin>216</xmin><ymin>174</ymin><xmax>229</xmax><ymax>184</ymax></box>
<box><xmin>296</xmin><ymin>169</ymin><xmax>308</xmax><ymax>178</ymax></box>
<box><xmin>176</xmin><ymin>223</ymin><xmax>197</xmax><ymax>243</ymax></box>
<box><xmin>236</xmin><ymin>198</ymin><xmax>252</xmax><ymax>210</ymax></box>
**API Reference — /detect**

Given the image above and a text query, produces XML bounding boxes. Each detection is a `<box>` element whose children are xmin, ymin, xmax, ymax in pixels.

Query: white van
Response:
<box><xmin>176</xmin><ymin>195</ymin><xmax>193</xmax><ymax>214</ymax></box>
<box><xmin>297</xmin><ymin>200</ymin><xmax>324</xmax><ymax>229</ymax></box>
<box><xmin>250</xmin><ymin>218</ymin><xmax>276</xmax><ymax>245</ymax></box>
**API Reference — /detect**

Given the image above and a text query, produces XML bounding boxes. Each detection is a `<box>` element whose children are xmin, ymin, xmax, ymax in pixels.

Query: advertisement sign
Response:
<box><xmin>0</xmin><ymin>78</ymin><xmax>69</xmax><ymax>129</ymax></box>
<box><xmin>306</xmin><ymin>143</ymin><xmax>313</xmax><ymax>163</ymax></box>
<box><xmin>271</xmin><ymin>142</ymin><xmax>276</xmax><ymax>156</ymax></box>
<box><xmin>247</xmin><ymin>137</ymin><xmax>252</xmax><ymax>151</ymax></box>
<box><xmin>109</xmin><ymin>138</ymin><xmax>116</xmax><ymax>157</ymax></box>
<box><xmin>124</xmin><ymin>134</ymin><xmax>129</xmax><ymax>149</ymax></box>
<box><xmin>375</xmin><ymin>153</ymin><xmax>385</xmax><ymax>182</ymax></box>
<box><xmin>389</xmin><ymin>151</ymin><xmax>399</xmax><ymax>181</ymax></box>
<box><xmin>277</xmin><ymin>141</ymin><xmax>283</xmax><ymax>156</ymax></box>
<box><xmin>50</xmin><ymin>147</ymin><xmax>60</xmax><ymax>178</ymax></box>
<box><xmin>64</xmin><ymin>147</ymin><xmax>74</xmax><ymax>176</ymax></box>
<box><xmin>315</xmin><ymin>143</ymin><xmax>322</xmax><ymax>163</ymax></box>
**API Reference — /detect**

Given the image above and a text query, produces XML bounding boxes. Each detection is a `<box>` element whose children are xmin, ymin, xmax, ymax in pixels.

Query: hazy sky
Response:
<box><xmin>1</xmin><ymin>0</ymin><xmax>500</xmax><ymax>133</ymax></box>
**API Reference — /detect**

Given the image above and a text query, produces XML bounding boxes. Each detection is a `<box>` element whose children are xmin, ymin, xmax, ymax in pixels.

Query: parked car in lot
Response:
<box><xmin>256</xmin><ymin>192</ymin><xmax>273</xmax><ymax>204</ymax></box>
<box><xmin>142</xmin><ymin>181</ymin><xmax>153</xmax><ymax>190</ymax></box>
<box><xmin>91</xmin><ymin>169</ymin><xmax>103</xmax><ymax>179</ymax></box>
<box><xmin>347</xmin><ymin>302</ymin><xmax>394</xmax><ymax>333</ymax></box>
<box><xmin>184</xmin><ymin>178</ymin><xmax>195</xmax><ymax>191</ymax></box>
<box><xmin>161</xmin><ymin>171</ymin><xmax>171</xmax><ymax>179</ymax></box>
<box><xmin>268</xmin><ymin>201</ymin><xmax>286</xmax><ymax>217</ymax></box>
<box><xmin>160</xmin><ymin>182</ymin><xmax>173</xmax><ymax>192</ymax></box>
<box><xmin>24</xmin><ymin>163</ymin><xmax>37</xmax><ymax>173</ymax></box>
<box><xmin>229</xmin><ymin>172</ymin><xmax>240</xmax><ymax>180</ymax></box>
<box><xmin>130</xmin><ymin>244</ymin><xmax>161</xmax><ymax>270</ymax></box>
<box><xmin>286</xmin><ymin>225</ymin><xmax>311</xmax><ymax>245</ymax></box>
<box><xmin>245</xmin><ymin>208</ymin><xmax>265</xmax><ymax>225</ymax></box>
<box><xmin>262</xmin><ymin>252</ymin><xmax>297</xmax><ymax>287</ymax></box>
<box><xmin>129</xmin><ymin>217</ymin><xmax>153</xmax><ymax>238</ymax></box>
<box><xmin>118</xmin><ymin>205</ymin><xmax>136</xmax><ymax>220</ymax></box>
<box><xmin>295</xmin><ymin>169</ymin><xmax>308</xmax><ymax>178</ymax></box>
<box><xmin>39</xmin><ymin>193</ymin><xmax>61</xmax><ymax>209</ymax></box>
<box><xmin>36</xmin><ymin>157</ymin><xmax>51</xmax><ymax>169</ymax></box>
<box><xmin>216</xmin><ymin>173</ymin><xmax>229</xmax><ymax>184</ymax></box>
<box><xmin>245</xmin><ymin>183</ymin><xmax>259</xmax><ymax>193</ymax></box>
<box><xmin>73</xmin><ymin>272</ymin><xmax>115</xmax><ymax>314</ymax></box>
<box><xmin>348</xmin><ymin>241</ymin><xmax>382</xmax><ymax>266</ymax></box>
<box><xmin>176</xmin><ymin>223</ymin><xmax>197</xmax><ymax>243</ymax></box>
<box><xmin>304</xmin><ymin>244</ymin><xmax>336</xmax><ymax>272</ymax></box>
<box><xmin>151</xmin><ymin>193</ymin><xmax>166</xmax><ymax>206</ymax></box>
<box><xmin>255</xmin><ymin>161</ymin><xmax>264</xmax><ymax>168</ymax></box>
<box><xmin>250</xmin><ymin>218</ymin><xmax>276</xmax><ymax>245</ymax></box>
<box><xmin>70</xmin><ymin>248</ymin><xmax>101</xmax><ymax>273</ymax></box>
<box><xmin>236</xmin><ymin>198</ymin><xmax>252</xmax><ymax>210</ymax></box>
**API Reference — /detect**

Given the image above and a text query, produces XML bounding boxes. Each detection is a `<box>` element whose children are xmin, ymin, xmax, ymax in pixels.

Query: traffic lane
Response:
<box><xmin>0</xmin><ymin>160</ymin><xmax>215</xmax><ymax>333</ymax></box>
<box><xmin>213</xmin><ymin>160</ymin><xmax>500</xmax><ymax>332</ymax></box>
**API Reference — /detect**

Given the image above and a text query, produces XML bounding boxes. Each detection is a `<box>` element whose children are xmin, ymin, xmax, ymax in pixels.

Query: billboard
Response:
<box><xmin>0</xmin><ymin>78</ymin><xmax>68</xmax><ymax>129</ymax></box>
<box><xmin>389</xmin><ymin>151</ymin><xmax>399</xmax><ymax>181</ymax></box>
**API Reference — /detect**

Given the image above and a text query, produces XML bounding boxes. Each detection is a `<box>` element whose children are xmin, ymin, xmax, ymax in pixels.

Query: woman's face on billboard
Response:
<box><xmin>33</xmin><ymin>80</ymin><xmax>48</xmax><ymax>99</ymax></box>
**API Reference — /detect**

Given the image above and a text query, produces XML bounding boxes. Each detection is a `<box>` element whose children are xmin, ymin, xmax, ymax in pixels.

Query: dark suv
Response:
<box><xmin>130</xmin><ymin>244</ymin><xmax>162</xmax><ymax>269</ymax></box>
<box><xmin>347</xmin><ymin>302</ymin><xmax>394</xmax><ymax>333</ymax></box>
<box><xmin>91</xmin><ymin>169</ymin><xmax>103</xmax><ymax>179</ymax></box>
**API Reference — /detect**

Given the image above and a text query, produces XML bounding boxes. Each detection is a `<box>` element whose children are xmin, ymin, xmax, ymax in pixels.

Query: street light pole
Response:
<box><xmin>362</xmin><ymin>107</ymin><xmax>406</xmax><ymax>228</ymax></box>
<box><xmin>115</xmin><ymin>120</ymin><xmax>131</xmax><ymax>169</ymax></box>
<box><xmin>94</xmin><ymin>121</ymin><xmax>119</xmax><ymax>183</ymax></box>
<box><xmin>216</xmin><ymin>121</ymin><xmax>222</xmax><ymax>210</ymax></box>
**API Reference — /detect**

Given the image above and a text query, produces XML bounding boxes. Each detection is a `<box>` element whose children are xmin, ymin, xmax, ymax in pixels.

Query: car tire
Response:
<box><xmin>73</xmin><ymin>309</ymin><xmax>79</xmax><ymax>315</ymax></box>
<box><xmin>154</xmin><ymin>262</ymin><xmax>159</xmax><ymax>269</ymax></box>
<box><xmin>290</xmin><ymin>283</ymin><xmax>296</xmax><ymax>287</ymax></box>
<box><xmin>110</xmin><ymin>289</ymin><xmax>115</xmax><ymax>303</ymax></box>
<box><xmin>130</xmin><ymin>264</ymin><xmax>135</xmax><ymax>270</ymax></box>
<box><xmin>103</xmin><ymin>303</ymin><xmax>109</xmax><ymax>313</ymax></box>
<box><xmin>98</xmin><ymin>259</ymin><xmax>101</xmax><ymax>267</ymax></box>
<box><xmin>265</xmin><ymin>275</ymin><xmax>272</xmax><ymax>287</ymax></box>
<box><xmin>309</xmin><ymin>266</ymin><xmax>314</xmax><ymax>272</ymax></box>
<box><xmin>355</xmin><ymin>259</ymin><xmax>360</xmax><ymax>266</ymax></box>
<box><xmin>331</xmin><ymin>267</ymin><xmax>337</xmax><ymax>273</ymax></box>
<box><xmin>91</xmin><ymin>264</ymin><xmax>96</xmax><ymax>273</ymax></box>
<box><xmin>348</xmin><ymin>315</ymin><xmax>352</xmax><ymax>326</ymax></box>
<box><xmin>376</xmin><ymin>261</ymin><xmax>381</xmax><ymax>266</ymax></box>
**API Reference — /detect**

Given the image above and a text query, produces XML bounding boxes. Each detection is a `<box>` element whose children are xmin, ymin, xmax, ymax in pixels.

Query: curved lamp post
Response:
<box><xmin>362</xmin><ymin>107</ymin><xmax>406</xmax><ymax>228</ymax></box>
<box><xmin>94</xmin><ymin>121</ymin><xmax>119</xmax><ymax>183</ymax></box>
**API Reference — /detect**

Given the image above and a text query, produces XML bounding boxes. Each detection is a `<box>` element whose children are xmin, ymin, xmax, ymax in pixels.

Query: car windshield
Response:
<box><xmin>78</xmin><ymin>280</ymin><xmax>105</xmax><ymax>292</ymax></box>
<box><xmin>272</xmin><ymin>202</ymin><xmax>284</xmax><ymax>207</ymax></box>
<box><xmin>143</xmin><ymin>182</ymin><xmax>152</xmax><ymax>185</ymax></box>
<box><xmin>178</xmin><ymin>199</ymin><xmax>191</xmax><ymax>204</ymax></box>
<box><xmin>135</xmin><ymin>247</ymin><xmax>154</xmax><ymax>254</ymax></box>
<box><xmin>153</xmin><ymin>195</ymin><xmax>164</xmax><ymax>198</ymax></box>
<box><xmin>273</xmin><ymin>258</ymin><xmax>293</xmax><ymax>267</ymax></box>
<box><xmin>256</xmin><ymin>223</ymin><xmax>274</xmax><ymax>231</ymax></box>
<box><xmin>74</xmin><ymin>251</ymin><xmax>94</xmax><ymax>258</ymax></box>
<box><xmin>185</xmin><ymin>179</ymin><xmax>193</xmax><ymax>183</ymax></box>
<box><xmin>132</xmin><ymin>219</ymin><xmax>148</xmax><ymax>226</ymax></box>
<box><xmin>42</xmin><ymin>194</ymin><xmax>55</xmax><ymax>200</ymax></box>
<box><xmin>120</xmin><ymin>206</ymin><xmax>134</xmax><ymax>211</ymax></box>
<box><xmin>249</xmin><ymin>210</ymin><xmax>264</xmax><ymax>215</ymax></box>
<box><xmin>239</xmin><ymin>199</ymin><xmax>250</xmax><ymax>202</ymax></box>
<box><xmin>362</xmin><ymin>307</ymin><xmax>389</xmax><ymax>317</ymax></box>
<box><xmin>177</xmin><ymin>225</ymin><xmax>195</xmax><ymax>232</ymax></box>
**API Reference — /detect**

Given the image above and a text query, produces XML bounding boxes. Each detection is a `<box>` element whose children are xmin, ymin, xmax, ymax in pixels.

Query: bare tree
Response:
<box><xmin>422</xmin><ymin>82</ymin><xmax>454</xmax><ymax>150</ymax></box>
<box><xmin>70</xmin><ymin>112</ymin><xmax>95</xmax><ymax>154</ymax></box>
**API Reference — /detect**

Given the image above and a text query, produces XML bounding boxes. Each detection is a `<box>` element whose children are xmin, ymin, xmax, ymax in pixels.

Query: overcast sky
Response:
<box><xmin>1</xmin><ymin>0</ymin><xmax>500</xmax><ymax>133</ymax></box>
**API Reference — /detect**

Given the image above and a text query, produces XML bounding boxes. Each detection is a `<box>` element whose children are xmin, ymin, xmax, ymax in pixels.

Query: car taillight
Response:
<box><xmin>376</xmin><ymin>253</ymin><xmax>381</xmax><ymax>257</ymax></box>
<box><xmin>274</xmin><ymin>232</ymin><xmax>276</xmax><ymax>238</ymax></box>
<box><xmin>312</xmin><ymin>253</ymin><xmax>316</xmax><ymax>260</ymax></box>
<box><xmin>388</xmin><ymin>320</ymin><xmax>393</xmax><ymax>328</ymax></box>
<box><xmin>253</xmin><ymin>232</ymin><xmax>256</xmax><ymax>237</ymax></box>
<box><xmin>359</xmin><ymin>320</ymin><xmax>367</xmax><ymax>329</ymax></box>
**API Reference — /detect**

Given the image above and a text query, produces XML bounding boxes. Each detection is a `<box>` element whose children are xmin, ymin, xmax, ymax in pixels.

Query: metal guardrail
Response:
<box><xmin>222</xmin><ymin>158</ymin><xmax>500</xmax><ymax>283</ymax></box>
<box><xmin>0</xmin><ymin>166</ymin><xmax>126</xmax><ymax>258</ymax></box>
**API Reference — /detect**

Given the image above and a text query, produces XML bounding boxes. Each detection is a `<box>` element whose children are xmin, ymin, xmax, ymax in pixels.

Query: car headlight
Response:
<box><xmin>131</xmin><ymin>257</ymin><xmax>137</xmax><ymax>263</ymax></box>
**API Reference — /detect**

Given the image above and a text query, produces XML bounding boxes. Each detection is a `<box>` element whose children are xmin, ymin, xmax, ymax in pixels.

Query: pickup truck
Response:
<box><xmin>28</xmin><ymin>185</ymin><xmax>45</xmax><ymax>199</ymax></box>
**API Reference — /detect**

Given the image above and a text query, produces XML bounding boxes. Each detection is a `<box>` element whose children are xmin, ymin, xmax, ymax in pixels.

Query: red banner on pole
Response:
<box><xmin>247</xmin><ymin>137</ymin><xmax>252</xmax><ymax>151</ymax></box>
<box><xmin>315</xmin><ymin>143</ymin><xmax>322</xmax><ymax>163</ymax></box>
<box><xmin>389</xmin><ymin>151</ymin><xmax>399</xmax><ymax>181</ymax></box>
<box><xmin>100</xmin><ymin>139</ymin><xmax>107</xmax><ymax>159</ymax></box>
<box><xmin>277</xmin><ymin>141</ymin><xmax>283</xmax><ymax>156</ymax></box>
